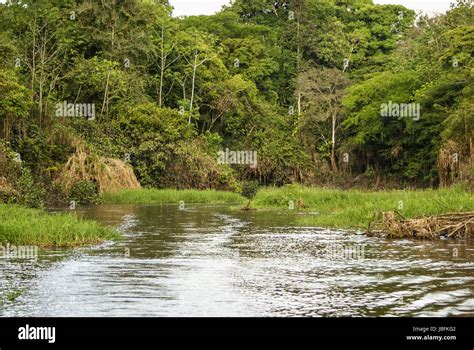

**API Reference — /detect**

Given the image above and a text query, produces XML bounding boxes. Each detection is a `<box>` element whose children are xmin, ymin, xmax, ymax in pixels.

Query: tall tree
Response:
<box><xmin>298</xmin><ymin>67</ymin><xmax>349</xmax><ymax>172</ymax></box>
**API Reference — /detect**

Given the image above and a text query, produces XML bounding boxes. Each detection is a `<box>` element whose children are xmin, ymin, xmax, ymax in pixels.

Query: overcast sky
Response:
<box><xmin>0</xmin><ymin>0</ymin><xmax>457</xmax><ymax>17</ymax></box>
<box><xmin>170</xmin><ymin>0</ymin><xmax>455</xmax><ymax>16</ymax></box>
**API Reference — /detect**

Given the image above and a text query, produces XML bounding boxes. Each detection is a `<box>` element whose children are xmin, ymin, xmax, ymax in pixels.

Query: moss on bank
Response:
<box><xmin>0</xmin><ymin>204</ymin><xmax>120</xmax><ymax>247</ymax></box>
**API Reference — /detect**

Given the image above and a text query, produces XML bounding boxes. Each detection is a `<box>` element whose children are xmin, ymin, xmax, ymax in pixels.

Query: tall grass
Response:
<box><xmin>252</xmin><ymin>184</ymin><xmax>474</xmax><ymax>229</ymax></box>
<box><xmin>102</xmin><ymin>188</ymin><xmax>246</xmax><ymax>205</ymax></box>
<box><xmin>0</xmin><ymin>204</ymin><xmax>120</xmax><ymax>247</ymax></box>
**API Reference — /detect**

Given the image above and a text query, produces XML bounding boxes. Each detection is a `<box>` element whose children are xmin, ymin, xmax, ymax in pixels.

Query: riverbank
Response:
<box><xmin>0</xmin><ymin>205</ymin><xmax>120</xmax><ymax>247</ymax></box>
<box><xmin>100</xmin><ymin>186</ymin><xmax>473</xmax><ymax>232</ymax></box>
<box><xmin>251</xmin><ymin>185</ymin><xmax>474</xmax><ymax>230</ymax></box>
<box><xmin>1</xmin><ymin>185</ymin><xmax>471</xmax><ymax>249</ymax></box>
<box><xmin>102</xmin><ymin>188</ymin><xmax>246</xmax><ymax>205</ymax></box>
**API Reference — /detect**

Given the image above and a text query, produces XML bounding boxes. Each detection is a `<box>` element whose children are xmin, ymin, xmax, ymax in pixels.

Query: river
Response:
<box><xmin>1</xmin><ymin>204</ymin><xmax>473</xmax><ymax>316</ymax></box>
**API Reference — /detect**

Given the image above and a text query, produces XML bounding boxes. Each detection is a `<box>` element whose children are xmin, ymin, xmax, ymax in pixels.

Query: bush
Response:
<box><xmin>12</xmin><ymin>167</ymin><xmax>45</xmax><ymax>208</ymax></box>
<box><xmin>241</xmin><ymin>181</ymin><xmax>259</xmax><ymax>199</ymax></box>
<box><xmin>68</xmin><ymin>181</ymin><xmax>100</xmax><ymax>205</ymax></box>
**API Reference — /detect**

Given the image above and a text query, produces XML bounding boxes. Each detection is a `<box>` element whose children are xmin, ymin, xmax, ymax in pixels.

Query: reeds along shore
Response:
<box><xmin>102</xmin><ymin>188</ymin><xmax>246</xmax><ymax>205</ymax></box>
<box><xmin>0</xmin><ymin>204</ymin><xmax>120</xmax><ymax>247</ymax></box>
<box><xmin>103</xmin><ymin>186</ymin><xmax>474</xmax><ymax>240</ymax></box>
<box><xmin>1</xmin><ymin>186</ymin><xmax>472</xmax><ymax>246</ymax></box>
<box><xmin>369</xmin><ymin>211</ymin><xmax>474</xmax><ymax>239</ymax></box>
<box><xmin>251</xmin><ymin>185</ymin><xmax>474</xmax><ymax>231</ymax></box>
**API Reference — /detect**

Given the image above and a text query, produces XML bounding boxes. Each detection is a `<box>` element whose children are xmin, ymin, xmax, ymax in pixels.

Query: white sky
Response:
<box><xmin>373</xmin><ymin>0</ymin><xmax>455</xmax><ymax>16</ymax></box>
<box><xmin>0</xmin><ymin>0</ymin><xmax>456</xmax><ymax>17</ymax></box>
<box><xmin>169</xmin><ymin>0</ymin><xmax>455</xmax><ymax>16</ymax></box>
<box><xmin>170</xmin><ymin>0</ymin><xmax>231</xmax><ymax>16</ymax></box>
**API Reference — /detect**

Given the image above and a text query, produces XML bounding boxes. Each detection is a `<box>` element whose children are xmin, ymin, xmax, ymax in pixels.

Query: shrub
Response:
<box><xmin>12</xmin><ymin>167</ymin><xmax>45</xmax><ymax>208</ymax></box>
<box><xmin>241</xmin><ymin>181</ymin><xmax>259</xmax><ymax>199</ymax></box>
<box><xmin>68</xmin><ymin>181</ymin><xmax>100</xmax><ymax>205</ymax></box>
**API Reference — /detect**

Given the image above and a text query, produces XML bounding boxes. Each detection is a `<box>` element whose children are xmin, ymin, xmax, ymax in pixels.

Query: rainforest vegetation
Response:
<box><xmin>0</xmin><ymin>0</ymin><xmax>472</xmax><ymax>210</ymax></box>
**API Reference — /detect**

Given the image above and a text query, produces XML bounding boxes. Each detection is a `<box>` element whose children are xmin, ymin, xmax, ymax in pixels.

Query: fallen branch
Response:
<box><xmin>367</xmin><ymin>211</ymin><xmax>474</xmax><ymax>239</ymax></box>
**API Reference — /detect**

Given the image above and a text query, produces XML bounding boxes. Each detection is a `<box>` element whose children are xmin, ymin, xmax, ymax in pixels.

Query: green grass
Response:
<box><xmin>252</xmin><ymin>184</ymin><xmax>474</xmax><ymax>229</ymax></box>
<box><xmin>102</xmin><ymin>188</ymin><xmax>246</xmax><ymax>205</ymax></box>
<box><xmin>0</xmin><ymin>204</ymin><xmax>120</xmax><ymax>247</ymax></box>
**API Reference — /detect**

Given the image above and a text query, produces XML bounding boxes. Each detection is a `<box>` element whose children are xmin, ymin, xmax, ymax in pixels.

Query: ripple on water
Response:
<box><xmin>1</xmin><ymin>204</ymin><xmax>473</xmax><ymax>317</ymax></box>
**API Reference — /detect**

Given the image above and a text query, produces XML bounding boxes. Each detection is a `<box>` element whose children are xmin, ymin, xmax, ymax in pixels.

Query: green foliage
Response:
<box><xmin>68</xmin><ymin>181</ymin><xmax>100</xmax><ymax>205</ymax></box>
<box><xmin>0</xmin><ymin>142</ymin><xmax>44</xmax><ymax>208</ymax></box>
<box><xmin>0</xmin><ymin>69</ymin><xmax>32</xmax><ymax>140</ymax></box>
<box><xmin>112</xmin><ymin>102</ymin><xmax>191</xmax><ymax>187</ymax></box>
<box><xmin>12</xmin><ymin>167</ymin><xmax>45</xmax><ymax>208</ymax></box>
<box><xmin>342</xmin><ymin>2</ymin><xmax>474</xmax><ymax>185</ymax></box>
<box><xmin>241</xmin><ymin>181</ymin><xmax>259</xmax><ymax>199</ymax></box>
<box><xmin>0</xmin><ymin>0</ymin><xmax>472</xmax><ymax>202</ymax></box>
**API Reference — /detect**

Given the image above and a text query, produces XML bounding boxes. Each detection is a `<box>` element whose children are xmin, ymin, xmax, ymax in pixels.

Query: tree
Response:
<box><xmin>298</xmin><ymin>67</ymin><xmax>349</xmax><ymax>172</ymax></box>
<box><xmin>175</xmin><ymin>31</ymin><xmax>220</xmax><ymax>123</ymax></box>
<box><xmin>151</xmin><ymin>20</ymin><xmax>180</xmax><ymax>107</ymax></box>
<box><xmin>0</xmin><ymin>69</ymin><xmax>32</xmax><ymax>140</ymax></box>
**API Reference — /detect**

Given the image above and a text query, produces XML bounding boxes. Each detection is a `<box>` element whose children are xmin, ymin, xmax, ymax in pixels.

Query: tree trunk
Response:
<box><xmin>331</xmin><ymin>112</ymin><xmax>338</xmax><ymax>172</ymax></box>
<box><xmin>189</xmin><ymin>52</ymin><xmax>197</xmax><ymax>124</ymax></box>
<box><xmin>159</xmin><ymin>25</ymin><xmax>165</xmax><ymax>107</ymax></box>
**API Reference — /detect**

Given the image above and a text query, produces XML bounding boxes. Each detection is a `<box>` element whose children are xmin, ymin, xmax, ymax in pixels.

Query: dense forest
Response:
<box><xmin>0</xmin><ymin>0</ymin><xmax>472</xmax><ymax>208</ymax></box>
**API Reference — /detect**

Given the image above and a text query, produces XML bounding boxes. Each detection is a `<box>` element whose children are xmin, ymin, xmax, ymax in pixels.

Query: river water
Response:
<box><xmin>1</xmin><ymin>204</ymin><xmax>473</xmax><ymax>317</ymax></box>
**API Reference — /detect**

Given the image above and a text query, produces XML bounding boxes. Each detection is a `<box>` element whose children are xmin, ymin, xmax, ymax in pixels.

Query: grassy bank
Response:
<box><xmin>102</xmin><ymin>188</ymin><xmax>246</xmax><ymax>205</ymax></box>
<box><xmin>0</xmin><ymin>205</ymin><xmax>120</xmax><ymax>247</ymax></box>
<box><xmin>100</xmin><ymin>186</ymin><xmax>473</xmax><ymax>232</ymax></box>
<box><xmin>252</xmin><ymin>185</ymin><xmax>474</xmax><ymax>229</ymax></box>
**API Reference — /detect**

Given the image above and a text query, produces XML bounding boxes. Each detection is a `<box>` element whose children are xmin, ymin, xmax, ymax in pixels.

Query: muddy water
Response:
<box><xmin>1</xmin><ymin>204</ymin><xmax>473</xmax><ymax>316</ymax></box>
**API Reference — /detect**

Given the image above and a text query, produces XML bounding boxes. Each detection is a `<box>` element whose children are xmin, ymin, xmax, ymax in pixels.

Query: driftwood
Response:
<box><xmin>368</xmin><ymin>211</ymin><xmax>474</xmax><ymax>239</ymax></box>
